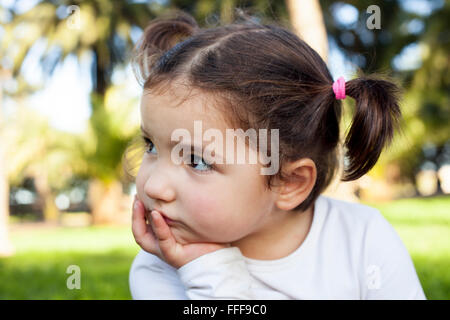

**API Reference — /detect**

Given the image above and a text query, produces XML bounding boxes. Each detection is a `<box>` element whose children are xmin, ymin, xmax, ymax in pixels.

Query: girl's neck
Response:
<box><xmin>231</xmin><ymin>203</ymin><xmax>315</xmax><ymax>260</ymax></box>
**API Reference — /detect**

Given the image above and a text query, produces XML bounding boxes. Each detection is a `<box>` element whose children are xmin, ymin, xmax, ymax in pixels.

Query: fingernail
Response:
<box><xmin>134</xmin><ymin>200</ymin><xmax>140</xmax><ymax>210</ymax></box>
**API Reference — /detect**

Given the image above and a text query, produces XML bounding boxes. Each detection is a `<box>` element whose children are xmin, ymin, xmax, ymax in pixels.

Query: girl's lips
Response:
<box><xmin>150</xmin><ymin>209</ymin><xmax>176</xmax><ymax>225</ymax></box>
<box><xmin>162</xmin><ymin>214</ymin><xmax>174</xmax><ymax>225</ymax></box>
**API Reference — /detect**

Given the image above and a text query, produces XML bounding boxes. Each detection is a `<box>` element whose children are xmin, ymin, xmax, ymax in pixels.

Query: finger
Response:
<box><xmin>150</xmin><ymin>210</ymin><xmax>178</xmax><ymax>258</ymax></box>
<box><xmin>132</xmin><ymin>199</ymin><xmax>158</xmax><ymax>253</ymax></box>
<box><xmin>145</xmin><ymin>211</ymin><xmax>157</xmax><ymax>239</ymax></box>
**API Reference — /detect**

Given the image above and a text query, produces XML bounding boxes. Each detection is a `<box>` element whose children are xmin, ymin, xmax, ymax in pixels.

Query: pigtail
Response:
<box><xmin>131</xmin><ymin>9</ymin><xmax>200</xmax><ymax>86</ymax></box>
<box><xmin>341</xmin><ymin>73</ymin><xmax>403</xmax><ymax>181</ymax></box>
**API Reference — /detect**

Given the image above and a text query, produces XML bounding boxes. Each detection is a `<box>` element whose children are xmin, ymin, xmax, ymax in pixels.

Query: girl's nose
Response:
<box><xmin>143</xmin><ymin>164</ymin><xmax>176</xmax><ymax>203</ymax></box>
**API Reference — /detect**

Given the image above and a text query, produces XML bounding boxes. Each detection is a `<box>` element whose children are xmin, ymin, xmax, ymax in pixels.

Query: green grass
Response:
<box><xmin>0</xmin><ymin>226</ymin><xmax>139</xmax><ymax>299</ymax></box>
<box><xmin>1</xmin><ymin>195</ymin><xmax>449</xmax><ymax>299</ymax></box>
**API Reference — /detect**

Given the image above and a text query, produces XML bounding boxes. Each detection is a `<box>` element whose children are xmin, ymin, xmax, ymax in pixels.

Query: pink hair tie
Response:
<box><xmin>332</xmin><ymin>76</ymin><xmax>346</xmax><ymax>100</ymax></box>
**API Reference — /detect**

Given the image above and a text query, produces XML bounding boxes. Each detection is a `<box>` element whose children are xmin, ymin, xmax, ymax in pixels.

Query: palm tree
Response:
<box><xmin>4</xmin><ymin>102</ymin><xmax>88</xmax><ymax>222</ymax></box>
<box><xmin>1</xmin><ymin>0</ymin><xmax>156</xmax><ymax>224</ymax></box>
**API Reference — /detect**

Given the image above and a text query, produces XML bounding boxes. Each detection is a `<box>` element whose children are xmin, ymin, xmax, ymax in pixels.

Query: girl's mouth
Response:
<box><xmin>148</xmin><ymin>209</ymin><xmax>175</xmax><ymax>226</ymax></box>
<box><xmin>161</xmin><ymin>214</ymin><xmax>174</xmax><ymax>225</ymax></box>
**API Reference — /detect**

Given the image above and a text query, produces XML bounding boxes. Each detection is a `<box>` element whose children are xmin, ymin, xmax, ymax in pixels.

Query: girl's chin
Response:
<box><xmin>172</xmin><ymin>230</ymin><xmax>225</xmax><ymax>245</ymax></box>
<box><xmin>170</xmin><ymin>229</ymin><xmax>195</xmax><ymax>245</ymax></box>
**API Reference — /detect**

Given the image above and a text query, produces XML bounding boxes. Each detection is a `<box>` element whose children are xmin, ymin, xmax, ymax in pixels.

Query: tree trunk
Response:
<box><xmin>220</xmin><ymin>0</ymin><xmax>236</xmax><ymax>24</ymax></box>
<box><xmin>286</xmin><ymin>0</ymin><xmax>329</xmax><ymax>63</ymax></box>
<box><xmin>88</xmin><ymin>50</ymin><xmax>126</xmax><ymax>225</ymax></box>
<box><xmin>88</xmin><ymin>178</ymin><xmax>125</xmax><ymax>225</ymax></box>
<box><xmin>93</xmin><ymin>47</ymin><xmax>107</xmax><ymax>99</ymax></box>
<box><xmin>33</xmin><ymin>170</ymin><xmax>60</xmax><ymax>223</ymax></box>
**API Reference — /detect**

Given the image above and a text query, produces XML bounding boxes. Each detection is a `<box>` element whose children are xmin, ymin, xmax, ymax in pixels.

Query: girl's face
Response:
<box><xmin>136</xmin><ymin>83</ymin><xmax>277</xmax><ymax>245</ymax></box>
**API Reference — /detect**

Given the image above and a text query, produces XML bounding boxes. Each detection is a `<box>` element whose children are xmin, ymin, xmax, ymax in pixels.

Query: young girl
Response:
<box><xmin>124</xmin><ymin>9</ymin><xmax>426</xmax><ymax>300</ymax></box>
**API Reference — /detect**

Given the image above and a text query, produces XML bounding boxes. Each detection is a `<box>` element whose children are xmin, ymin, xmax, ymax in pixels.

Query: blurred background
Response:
<box><xmin>0</xmin><ymin>0</ymin><xmax>448</xmax><ymax>299</ymax></box>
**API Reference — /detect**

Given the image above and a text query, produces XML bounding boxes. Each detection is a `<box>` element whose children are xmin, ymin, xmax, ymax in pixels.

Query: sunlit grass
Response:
<box><xmin>364</xmin><ymin>196</ymin><xmax>450</xmax><ymax>227</ymax></box>
<box><xmin>0</xmin><ymin>225</ymin><xmax>139</xmax><ymax>299</ymax></box>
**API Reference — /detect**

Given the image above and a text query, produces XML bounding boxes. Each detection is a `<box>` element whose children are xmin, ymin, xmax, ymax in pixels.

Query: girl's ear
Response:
<box><xmin>274</xmin><ymin>158</ymin><xmax>317</xmax><ymax>211</ymax></box>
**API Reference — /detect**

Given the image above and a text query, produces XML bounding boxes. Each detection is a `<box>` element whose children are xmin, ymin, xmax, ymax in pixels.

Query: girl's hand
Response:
<box><xmin>131</xmin><ymin>195</ymin><xmax>230</xmax><ymax>269</ymax></box>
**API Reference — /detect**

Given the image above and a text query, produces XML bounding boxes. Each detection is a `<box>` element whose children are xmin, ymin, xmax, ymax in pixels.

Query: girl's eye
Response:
<box><xmin>141</xmin><ymin>135</ymin><xmax>213</xmax><ymax>173</ymax></box>
<box><xmin>142</xmin><ymin>136</ymin><xmax>157</xmax><ymax>155</ymax></box>
<box><xmin>189</xmin><ymin>154</ymin><xmax>213</xmax><ymax>172</ymax></box>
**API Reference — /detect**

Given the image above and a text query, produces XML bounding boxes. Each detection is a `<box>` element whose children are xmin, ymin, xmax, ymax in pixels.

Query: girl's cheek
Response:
<box><xmin>186</xmin><ymin>192</ymin><xmax>225</xmax><ymax>226</ymax></box>
<box><xmin>184</xmin><ymin>190</ymin><xmax>248</xmax><ymax>242</ymax></box>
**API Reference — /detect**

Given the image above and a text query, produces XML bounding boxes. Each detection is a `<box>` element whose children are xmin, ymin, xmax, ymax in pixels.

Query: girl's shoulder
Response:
<box><xmin>315</xmin><ymin>194</ymin><xmax>406</xmax><ymax>257</ymax></box>
<box><xmin>312</xmin><ymin>195</ymin><xmax>424</xmax><ymax>299</ymax></box>
<box><xmin>316</xmin><ymin>194</ymin><xmax>383</xmax><ymax>226</ymax></box>
<box><xmin>314</xmin><ymin>194</ymin><xmax>398</xmax><ymax>246</ymax></box>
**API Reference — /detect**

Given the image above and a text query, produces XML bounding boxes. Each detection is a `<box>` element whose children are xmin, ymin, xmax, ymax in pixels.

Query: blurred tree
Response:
<box><xmin>0</xmin><ymin>0</ymin><xmax>156</xmax><ymax>224</ymax></box>
<box><xmin>3</xmin><ymin>0</ymin><xmax>446</xmax><ymax>229</ymax></box>
<box><xmin>320</xmin><ymin>0</ymin><xmax>449</xmax><ymax>193</ymax></box>
<box><xmin>2</xmin><ymin>101</ymin><xmax>92</xmax><ymax>223</ymax></box>
<box><xmin>0</xmin><ymin>66</ymin><xmax>14</xmax><ymax>256</ymax></box>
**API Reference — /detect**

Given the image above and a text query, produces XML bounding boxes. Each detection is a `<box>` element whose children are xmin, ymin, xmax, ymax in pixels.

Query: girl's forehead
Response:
<box><xmin>141</xmin><ymin>86</ymin><xmax>231</xmax><ymax>128</ymax></box>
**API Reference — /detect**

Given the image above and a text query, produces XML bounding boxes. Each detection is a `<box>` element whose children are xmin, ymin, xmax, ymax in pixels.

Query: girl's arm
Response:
<box><xmin>129</xmin><ymin>249</ymin><xmax>188</xmax><ymax>299</ymax></box>
<box><xmin>360</xmin><ymin>210</ymin><xmax>427</xmax><ymax>300</ymax></box>
<box><xmin>129</xmin><ymin>247</ymin><xmax>258</xmax><ymax>300</ymax></box>
<box><xmin>176</xmin><ymin>246</ymin><xmax>256</xmax><ymax>299</ymax></box>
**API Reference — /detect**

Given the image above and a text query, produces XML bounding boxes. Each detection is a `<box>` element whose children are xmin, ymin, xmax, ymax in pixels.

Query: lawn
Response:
<box><xmin>0</xmin><ymin>195</ymin><xmax>448</xmax><ymax>299</ymax></box>
<box><xmin>0</xmin><ymin>225</ymin><xmax>139</xmax><ymax>299</ymax></box>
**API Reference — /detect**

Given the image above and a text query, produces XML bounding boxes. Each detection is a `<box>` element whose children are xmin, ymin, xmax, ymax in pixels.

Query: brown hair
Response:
<box><xmin>122</xmin><ymin>9</ymin><xmax>403</xmax><ymax>212</ymax></box>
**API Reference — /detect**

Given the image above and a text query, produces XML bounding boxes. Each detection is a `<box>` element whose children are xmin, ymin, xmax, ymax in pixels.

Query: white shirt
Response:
<box><xmin>129</xmin><ymin>195</ymin><xmax>426</xmax><ymax>300</ymax></box>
